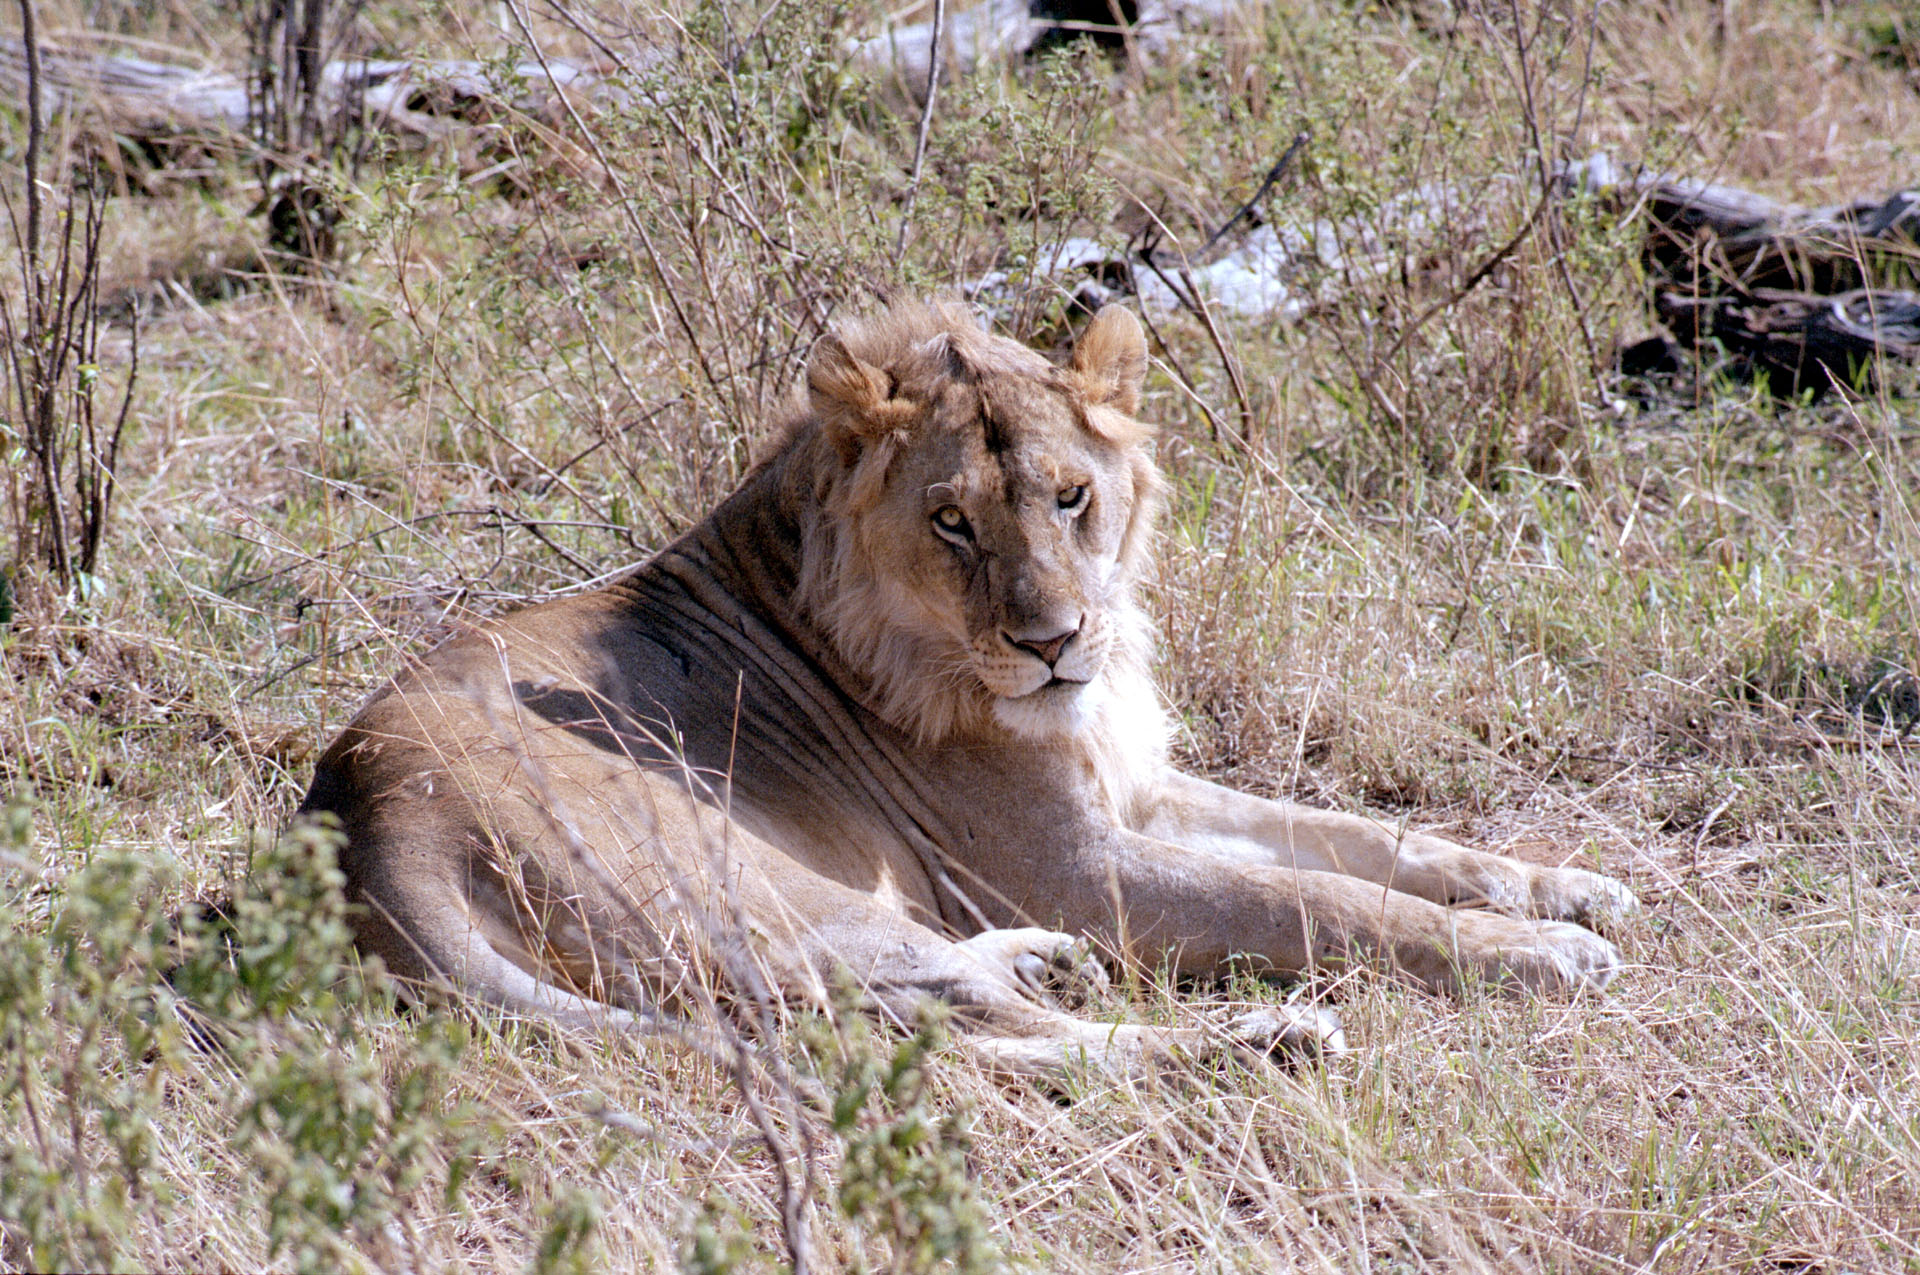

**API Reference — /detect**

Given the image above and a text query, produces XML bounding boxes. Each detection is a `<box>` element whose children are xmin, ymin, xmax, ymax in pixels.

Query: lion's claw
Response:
<box><xmin>1528</xmin><ymin>865</ymin><xmax>1640</xmax><ymax>927</ymax></box>
<box><xmin>1226</xmin><ymin>1003</ymin><xmax>1347</xmax><ymax>1064</ymax></box>
<box><xmin>960</xmin><ymin>927</ymin><xmax>1110</xmax><ymax>1009</ymax></box>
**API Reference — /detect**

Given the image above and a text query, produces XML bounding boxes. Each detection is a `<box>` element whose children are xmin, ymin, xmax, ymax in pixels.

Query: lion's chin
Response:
<box><xmin>990</xmin><ymin>677</ymin><xmax>1101</xmax><ymax>741</ymax></box>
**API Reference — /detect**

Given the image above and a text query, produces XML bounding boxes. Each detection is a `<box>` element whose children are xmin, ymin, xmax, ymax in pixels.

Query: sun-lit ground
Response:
<box><xmin>3</xmin><ymin>0</ymin><xmax>1917</xmax><ymax>1269</ymax></box>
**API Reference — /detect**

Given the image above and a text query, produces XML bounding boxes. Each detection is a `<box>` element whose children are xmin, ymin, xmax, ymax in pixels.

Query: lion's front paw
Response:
<box><xmin>957</xmin><ymin>927</ymin><xmax>1110</xmax><ymax>1008</ymax></box>
<box><xmin>1225</xmin><ymin>1003</ymin><xmax>1347</xmax><ymax>1065</ymax></box>
<box><xmin>1528</xmin><ymin>866</ymin><xmax>1639</xmax><ymax>927</ymax></box>
<box><xmin>1465</xmin><ymin>916</ymin><xmax>1624</xmax><ymax>993</ymax></box>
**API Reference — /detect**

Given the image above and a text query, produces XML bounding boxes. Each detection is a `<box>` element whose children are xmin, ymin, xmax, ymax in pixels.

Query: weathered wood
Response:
<box><xmin>1570</xmin><ymin>156</ymin><xmax>1920</xmax><ymax>393</ymax></box>
<box><xmin>851</xmin><ymin>0</ymin><xmax>1242</xmax><ymax>89</ymax></box>
<box><xmin>1658</xmin><ymin>286</ymin><xmax>1920</xmax><ymax>394</ymax></box>
<box><xmin>1570</xmin><ymin>155</ymin><xmax>1920</xmax><ymax>293</ymax></box>
<box><xmin>0</xmin><ymin>37</ymin><xmax>618</xmax><ymax>149</ymax></box>
<box><xmin>1641</xmin><ymin>181</ymin><xmax>1920</xmax><ymax>296</ymax></box>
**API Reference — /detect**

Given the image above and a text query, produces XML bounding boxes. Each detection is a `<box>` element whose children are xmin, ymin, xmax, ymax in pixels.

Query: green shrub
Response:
<box><xmin>0</xmin><ymin>810</ymin><xmax>489</xmax><ymax>1275</ymax></box>
<box><xmin>811</xmin><ymin>1008</ymin><xmax>1005</xmax><ymax>1275</ymax></box>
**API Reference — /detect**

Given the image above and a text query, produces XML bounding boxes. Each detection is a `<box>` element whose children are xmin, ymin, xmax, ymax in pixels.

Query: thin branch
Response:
<box><xmin>893</xmin><ymin>0</ymin><xmax>946</xmax><ymax>260</ymax></box>
<box><xmin>1368</xmin><ymin>181</ymin><xmax>1554</xmax><ymax>387</ymax></box>
<box><xmin>1194</xmin><ymin>129</ymin><xmax>1309</xmax><ymax>264</ymax></box>
<box><xmin>18</xmin><ymin>0</ymin><xmax>41</xmax><ymax>276</ymax></box>
<box><xmin>1133</xmin><ymin>225</ymin><xmax>1255</xmax><ymax>447</ymax></box>
<box><xmin>89</xmin><ymin>294</ymin><xmax>138</xmax><ymax>577</ymax></box>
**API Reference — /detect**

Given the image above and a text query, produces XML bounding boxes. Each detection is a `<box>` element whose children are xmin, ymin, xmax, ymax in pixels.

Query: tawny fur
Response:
<box><xmin>299</xmin><ymin>300</ymin><xmax>1637</xmax><ymax>1079</ymax></box>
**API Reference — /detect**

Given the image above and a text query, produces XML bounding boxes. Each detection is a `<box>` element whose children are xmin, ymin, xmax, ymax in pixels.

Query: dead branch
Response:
<box><xmin>0</xmin><ymin>36</ymin><xmax>627</xmax><ymax>152</ymax></box>
<box><xmin>1569</xmin><ymin>155</ymin><xmax>1920</xmax><ymax>394</ymax></box>
<box><xmin>852</xmin><ymin>0</ymin><xmax>1243</xmax><ymax>90</ymax></box>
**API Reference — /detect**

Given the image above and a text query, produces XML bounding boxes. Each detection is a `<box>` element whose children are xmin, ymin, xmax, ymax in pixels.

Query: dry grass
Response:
<box><xmin>3</xmin><ymin>0</ymin><xmax>1918</xmax><ymax>1270</ymax></box>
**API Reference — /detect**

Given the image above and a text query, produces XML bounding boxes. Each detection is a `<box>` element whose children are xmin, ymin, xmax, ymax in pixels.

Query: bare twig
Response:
<box><xmin>1133</xmin><ymin>225</ymin><xmax>1257</xmax><ymax>447</ymax></box>
<box><xmin>1</xmin><ymin>2</ymin><xmax>138</xmax><ymax>599</ymax></box>
<box><xmin>1194</xmin><ymin>129</ymin><xmax>1309</xmax><ymax>264</ymax></box>
<box><xmin>1358</xmin><ymin>180</ymin><xmax>1554</xmax><ymax>441</ymax></box>
<box><xmin>1496</xmin><ymin>0</ymin><xmax>1600</xmax><ymax>376</ymax></box>
<box><xmin>894</xmin><ymin>0</ymin><xmax>947</xmax><ymax>260</ymax></box>
<box><xmin>18</xmin><ymin>2</ymin><xmax>42</xmax><ymax>267</ymax></box>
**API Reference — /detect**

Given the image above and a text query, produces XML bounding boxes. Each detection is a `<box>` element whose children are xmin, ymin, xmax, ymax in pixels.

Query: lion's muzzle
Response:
<box><xmin>1001</xmin><ymin>618</ymin><xmax>1082</xmax><ymax>670</ymax></box>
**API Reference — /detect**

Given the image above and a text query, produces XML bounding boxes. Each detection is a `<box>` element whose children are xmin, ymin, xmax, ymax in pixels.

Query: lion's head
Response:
<box><xmin>791</xmin><ymin>301</ymin><xmax>1164</xmax><ymax>756</ymax></box>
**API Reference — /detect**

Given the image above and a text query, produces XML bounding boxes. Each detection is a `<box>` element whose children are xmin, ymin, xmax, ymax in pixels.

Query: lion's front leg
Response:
<box><xmin>951</xmin><ymin>927</ymin><xmax>1110</xmax><ymax>1008</ymax></box>
<box><xmin>1009</xmin><ymin>826</ymin><xmax>1626</xmax><ymax>997</ymax></box>
<box><xmin>1136</xmin><ymin>771</ymin><xmax>1637</xmax><ymax>924</ymax></box>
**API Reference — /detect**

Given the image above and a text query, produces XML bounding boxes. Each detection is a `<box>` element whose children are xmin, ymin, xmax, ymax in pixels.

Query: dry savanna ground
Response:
<box><xmin>3</xmin><ymin>0</ymin><xmax>1918</xmax><ymax>1270</ymax></box>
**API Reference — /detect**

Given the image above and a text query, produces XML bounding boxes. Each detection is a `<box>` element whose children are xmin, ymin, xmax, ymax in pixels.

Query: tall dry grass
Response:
<box><xmin>3</xmin><ymin>0</ymin><xmax>1917</xmax><ymax>1270</ymax></box>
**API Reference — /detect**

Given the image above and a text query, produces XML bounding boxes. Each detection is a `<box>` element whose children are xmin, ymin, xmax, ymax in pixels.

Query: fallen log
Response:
<box><xmin>1568</xmin><ymin>155</ymin><xmax>1920</xmax><ymax>394</ymax></box>
<box><xmin>1643</xmin><ymin>182</ymin><xmax>1919</xmax><ymax>297</ymax></box>
<box><xmin>1567</xmin><ymin>154</ymin><xmax>1920</xmax><ymax>296</ymax></box>
<box><xmin>1657</xmin><ymin>286</ymin><xmax>1920</xmax><ymax>395</ymax></box>
<box><xmin>0</xmin><ymin>36</ymin><xmax>619</xmax><ymax>164</ymax></box>
<box><xmin>851</xmin><ymin>0</ymin><xmax>1242</xmax><ymax>89</ymax></box>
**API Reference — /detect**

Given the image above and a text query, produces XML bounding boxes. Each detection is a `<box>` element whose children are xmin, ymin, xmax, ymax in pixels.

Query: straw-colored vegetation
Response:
<box><xmin>3</xmin><ymin>0</ymin><xmax>1917</xmax><ymax>1270</ymax></box>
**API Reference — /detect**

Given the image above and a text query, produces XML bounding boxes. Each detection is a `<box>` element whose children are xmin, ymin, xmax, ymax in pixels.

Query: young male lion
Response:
<box><xmin>299</xmin><ymin>301</ymin><xmax>1634</xmax><ymax>1075</ymax></box>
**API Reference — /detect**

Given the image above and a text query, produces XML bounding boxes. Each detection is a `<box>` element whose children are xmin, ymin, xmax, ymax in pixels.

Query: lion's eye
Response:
<box><xmin>1057</xmin><ymin>484</ymin><xmax>1088</xmax><ymax>512</ymax></box>
<box><xmin>931</xmin><ymin>506</ymin><xmax>972</xmax><ymax>540</ymax></box>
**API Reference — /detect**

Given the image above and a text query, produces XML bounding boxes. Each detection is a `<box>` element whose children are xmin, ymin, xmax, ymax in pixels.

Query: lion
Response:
<box><xmin>298</xmin><ymin>300</ymin><xmax>1635</xmax><ymax>1076</ymax></box>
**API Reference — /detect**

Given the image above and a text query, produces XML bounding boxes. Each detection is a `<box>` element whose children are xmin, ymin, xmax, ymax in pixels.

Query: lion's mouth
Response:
<box><xmin>1016</xmin><ymin>675</ymin><xmax>1090</xmax><ymax>698</ymax></box>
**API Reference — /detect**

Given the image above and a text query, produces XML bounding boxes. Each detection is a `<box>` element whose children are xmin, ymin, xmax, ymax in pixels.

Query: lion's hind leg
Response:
<box><xmin>427</xmin><ymin>919</ymin><xmax>665</xmax><ymax>1036</ymax></box>
<box><xmin>343</xmin><ymin>859</ymin><xmax>677</xmax><ymax>1039</ymax></box>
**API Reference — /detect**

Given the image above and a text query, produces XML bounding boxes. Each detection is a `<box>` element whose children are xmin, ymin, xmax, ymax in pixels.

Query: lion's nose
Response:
<box><xmin>1004</xmin><ymin>623</ymin><xmax>1080</xmax><ymax>668</ymax></box>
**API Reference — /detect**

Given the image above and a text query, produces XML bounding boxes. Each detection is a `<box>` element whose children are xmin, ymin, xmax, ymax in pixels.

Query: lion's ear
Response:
<box><xmin>809</xmin><ymin>332</ymin><xmax>913</xmax><ymax>464</ymax></box>
<box><xmin>1071</xmin><ymin>304</ymin><xmax>1147</xmax><ymax>416</ymax></box>
<box><xmin>808</xmin><ymin>333</ymin><xmax>888</xmax><ymax>416</ymax></box>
